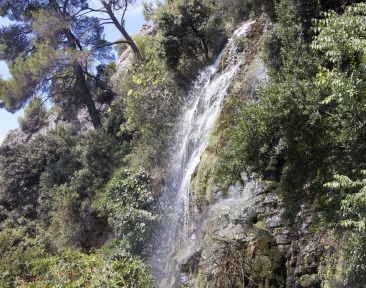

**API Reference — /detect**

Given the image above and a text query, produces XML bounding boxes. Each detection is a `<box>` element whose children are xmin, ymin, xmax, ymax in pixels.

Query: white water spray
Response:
<box><xmin>149</xmin><ymin>22</ymin><xmax>255</xmax><ymax>287</ymax></box>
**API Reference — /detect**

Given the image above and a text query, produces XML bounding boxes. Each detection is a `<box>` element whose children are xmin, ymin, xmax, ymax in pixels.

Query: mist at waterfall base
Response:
<box><xmin>148</xmin><ymin>21</ymin><xmax>255</xmax><ymax>288</ymax></box>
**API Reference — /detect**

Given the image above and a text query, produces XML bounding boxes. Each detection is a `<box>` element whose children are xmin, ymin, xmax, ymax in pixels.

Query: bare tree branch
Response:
<box><xmin>82</xmin><ymin>69</ymin><xmax>114</xmax><ymax>92</ymax></box>
<box><xmin>92</xmin><ymin>40</ymin><xmax>129</xmax><ymax>52</ymax></box>
<box><xmin>100</xmin><ymin>0</ymin><xmax>143</xmax><ymax>61</ymax></box>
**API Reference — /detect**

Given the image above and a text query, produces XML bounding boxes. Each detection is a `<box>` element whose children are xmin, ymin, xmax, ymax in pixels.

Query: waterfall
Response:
<box><xmin>149</xmin><ymin>21</ymin><xmax>255</xmax><ymax>287</ymax></box>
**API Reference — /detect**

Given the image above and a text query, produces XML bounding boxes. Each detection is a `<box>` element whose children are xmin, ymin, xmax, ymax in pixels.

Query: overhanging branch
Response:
<box><xmin>91</xmin><ymin>40</ymin><xmax>130</xmax><ymax>52</ymax></box>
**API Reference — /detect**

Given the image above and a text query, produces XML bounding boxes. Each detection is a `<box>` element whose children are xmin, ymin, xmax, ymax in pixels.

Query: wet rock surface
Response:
<box><xmin>178</xmin><ymin>177</ymin><xmax>337</xmax><ymax>287</ymax></box>
<box><xmin>182</xmin><ymin>180</ymin><xmax>317</xmax><ymax>286</ymax></box>
<box><xmin>179</xmin><ymin>251</ymin><xmax>201</xmax><ymax>274</ymax></box>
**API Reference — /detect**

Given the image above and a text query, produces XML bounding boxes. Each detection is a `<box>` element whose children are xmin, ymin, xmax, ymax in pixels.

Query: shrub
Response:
<box><xmin>96</xmin><ymin>167</ymin><xmax>156</xmax><ymax>254</ymax></box>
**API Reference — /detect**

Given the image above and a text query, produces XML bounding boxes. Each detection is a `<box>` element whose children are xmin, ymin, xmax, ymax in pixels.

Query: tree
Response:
<box><xmin>312</xmin><ymin>2</ymin><xmax>366</xmax><ymax>105</ymax></box>
<box><xmin>153</xmin><ymin>0</ymin><xmax>214</xmax><ymax>69</ymax></box>
<box><xmin>18</xmin><ymin>96</ymin><xmax>47</xmax><ymax>132</ymax></box>
<box><xmin>312</xmin><ymin>5</ymin><xmax>366</xmax><ymax>284</ymax></box>
<box><xmin>325</xmin><ymin>172</ymin><xmax>366</xmax><ymax>286</ymax></box>
<box><xmin>218</xmin><ymin>1</ymin><xmax>366</xmax><ymax>220</ymax></box>
<box><xmin>0</xmin><ymin>0</ymin><xmax>142</xmax><ymax>129</ymax></box>
<box><xmin>0</xmin><ymin>131</ymin><xmax>76</xmax><ymax>220</ymax></box>
<box><xmin>99</xmin><ymin>0</ymin><xmax>143</xmax><ymax>61</ymax></box>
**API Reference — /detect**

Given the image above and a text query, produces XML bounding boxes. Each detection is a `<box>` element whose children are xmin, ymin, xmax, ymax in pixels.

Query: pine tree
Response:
<box><xmin>0</xmin><ymin>0</ymin><xmax>141</xmax><ymax>128</ymax></box>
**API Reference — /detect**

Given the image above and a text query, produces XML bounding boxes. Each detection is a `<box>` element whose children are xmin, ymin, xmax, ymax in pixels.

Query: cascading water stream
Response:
<box><xmin>149</xmin><ymin>21</ymin><xmax>255</xmax><ymax>287</ymax></box>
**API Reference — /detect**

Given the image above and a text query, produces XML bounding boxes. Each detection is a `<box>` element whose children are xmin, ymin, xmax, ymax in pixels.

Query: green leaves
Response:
<box><xmin>153</xmin><ymin>0</ymin><xmax>217</xmax><ymax>69</ymax></box>
<box><xmin>312</xmin><ymin>3</ymin><xmax>366</xmax><ymax>112</ymax></box>
<box><xmin>325</xmin><ymin>172</ymin><xmax>366</xmax><ymax>232</ymax></box>
<box><xmin>32</xmin><ymin>9</ymin><xmax>69</xmax><ymax>40</ymax></box>
<box><xmin>324</xmin><ymin>171</ymin><xmax>366</xmax><ymax>285</ymax></box>
<box><xmin>96</xmin><ymin>166</ymin><xmax>155</xmax><ymax>254</ymax></box>
<box><xmin>0</xmin><ymin>0</ymin><xmax>120</xmax><ymax>128</ymax></box>
<box><xmin>113</xmin><ymin>34</ymin><xmax>182</xmax><ymax>167</ymax></box>
<box><xmin>11</xmin><ymin>249</ymin><xmax>154</xmax><ymax>287</ymax></box>
<box><xmin>219</xmin><ymin>1</ymin><xmax>366</xmax><ymax>220</ymax></box>
<box><xmin>18</xmin><ymin>96</ymin><xmax>47</xmax><ymax>133</ymax></box>
<box><xmin>216</xmin><ymin>3</ymin><xmax>366</xmax><ymax>283</ymax></box>
<box><xmin>312</xmin><ymin>3</ymin><xmax>366</xmax><ymax>67</ymax></box>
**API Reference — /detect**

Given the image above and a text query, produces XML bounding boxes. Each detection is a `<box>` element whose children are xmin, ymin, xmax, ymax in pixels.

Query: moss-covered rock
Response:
<box><xmin>190</xmin><ymin>151</ymin><xmax>218</xmax><ymax>212</ymax></box>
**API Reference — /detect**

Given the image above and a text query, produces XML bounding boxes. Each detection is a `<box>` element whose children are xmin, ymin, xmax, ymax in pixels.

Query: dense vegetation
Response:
<box><xmin>0</xmin><ymin>0</ymin><xmax>366</xmax><ymax>287</ymax></box>
<box><xmin>218</xmin><ymin>0</ymin><xmax>366</xmax><ymax>286</ymax></box>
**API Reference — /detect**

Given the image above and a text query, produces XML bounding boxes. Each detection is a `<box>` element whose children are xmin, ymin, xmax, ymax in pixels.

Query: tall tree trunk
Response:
<box><xmin>75</xmin><ymin>65</ymin><xmax>102</xmax><ymax>128</ymax></box>
<box><xmin>100</xmin><ymin>0</ymin><xmax>143</xmax><ymax>61</ymax></box>
<box><xmin>50</xmin><ymin>0</ymin><xmax>102</xmax><ymax>128</ymax></box>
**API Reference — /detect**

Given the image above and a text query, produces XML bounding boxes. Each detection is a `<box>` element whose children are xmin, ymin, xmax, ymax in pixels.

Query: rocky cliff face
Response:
<box><xmin>182</xmin><ymin>176</ymin><xmax>342</xmax><ymax>287</ymax></box>
<box><xmin>3</xmin><ymin>107</ymin><xmax>98</xmax><ymax>145</ymax></box>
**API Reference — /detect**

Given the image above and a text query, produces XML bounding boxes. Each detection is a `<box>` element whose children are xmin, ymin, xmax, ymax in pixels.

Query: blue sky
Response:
<box><xmin>0</xmin><ymin>1</ymin><xmax>149</xmax><ymax>143</ymax></box>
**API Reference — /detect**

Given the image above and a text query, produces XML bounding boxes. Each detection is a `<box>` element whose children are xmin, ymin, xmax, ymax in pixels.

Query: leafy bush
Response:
<box><xmin>9</xmin><ymin>249</ymin><xmax>154</xmax><ymax>288</ymax></box>
<box><xmin>114</xmin><ymin>34</ymin><xmax>182</xmax><ymax>167</ymax></box>
<box><xmin>153</xmin><ymin>0</ymin><xmax>225</xmax><ymax>71</ymax></box>
<box><xmin>0</xmin><ymin>227</ymin><xmax>50</xmax><ymax>287</ymax></box>
<box><xmin>325</xmin><ymin>172</ymin><xmax>366</xmax><ymax>286</ymax></box>
<box><xmin>0</xmin><ymin>129</ymin><xmax>77</xmax><ymax>222</ymax></box>
<box><xmin>96</xmin><ymin>167</ymin><xmax>156</xmax><ymax>254</ymax></box>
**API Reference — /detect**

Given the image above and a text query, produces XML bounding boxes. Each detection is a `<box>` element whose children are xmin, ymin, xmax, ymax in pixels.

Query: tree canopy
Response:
<box><xmin>0</xmin><ymin>0</ymin><xmax>142</xmax><ymax>128</ymax></box>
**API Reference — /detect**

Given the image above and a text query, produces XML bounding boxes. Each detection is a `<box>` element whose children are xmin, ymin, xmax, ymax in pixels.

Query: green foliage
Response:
<box><xmin>324</xmin><ymin>172</ymin><xmax>366</xmax><ymax>286</ymax></box>
<box><xmin>94</xmin><ymin>63</ymin><xmax>116</xmax><ymax>104</ymax></box>
<box><xmin>97</xmin><ymin>167</ymin><xmax>155</xmax><ymax>254</ymax></box>
<box><xmin>218</xmin><ymin>72</ymin><xmax>330</xmax><ymax>202</ymax></box>
<box><xmin>114</xmin><ymin>34</ymin><xmax>182</xmax><ymax>167</ymax></box>
<box><xmin>219</xmin><ymin>0</ymin><xmax>366</xmax><ymax>213</ymax></box>
<box><xmin>155</xmin><ymin>0</ymin><xmax>209</xmax><ymax>68</ymax></box>
<box><xmin>0</xmin><ymin>247</ymin><xmax>44</xmax><ymax>286</ymax></box>
<box><xmin>153</xmin><ymin>0</ymin><xmax>223</xmax><ymax>70</ymax></box>
<box><xmin>0</xmin><ymin>124</ymin><xmax>132</xmax><ymax>252</ymax></box>
<box><xmin>0</xmin><ymin>225</ymin><xmax>51</xmax><ymax>287</ymax></box>
<box><xmin>151</xmin><ymin>0</ymin><xmax>277</xmax><ymax>72</ymax></box>
<box><xmin>312</xmin><ymin>3</ymin><xmax>366</xmax><ymax>105</ymax></box>
<box><xmin>0</xmin><ymin>228</ymin><xmax>154</xmax><ymax>287</ymax></box>
<box><xmin>0</xmin><ymin>130</ymin><xmax>77</xmax><ymax>222</ymax></box>
<box><xmin>0</xmin><ymin>0</ymin><xmax>130</xmax><ymax>128</ymax></box>
<box><xmin>48</xmin><ymin>184</ymin><xmax>82</xmax><ymax>250</ymax></box>
<box><xmin>325</xmin><ymin>172</ymin><xmax>366</xmax><ymax>233</ymax></box>
<box><xmin>217</xmin><ymin>0</ymin><xmax>276</xmax><ymax>24</ymax></box>
<box><xmin>142</xmin><ymin>0</ymin><xmax>154</xmax><ymax>21</ymax></box>
<box><xmin>6</xmin><ymin>1</ymin><xmax>366</xmax><ymax>287</ymax></box>
<box><xmin>2</xmin><ymin>248</ymin><xmax>154</xmax><ymax>288</ymax></box>
<box><xmin>18</xmin><ymin>96</ymin><xmax>47</xmax><ymax>133</ymax></box>
<box><xmin>0</xmin><ymin>120</ymin><xmax>156</xmax><ymax>285</ymax></box>
<box><xmin>113</xmin><ymin>39</ymin><xmax>129</xmax><ymax>57</ymax></box>
<box><xmin>218</xmin><ymin>1</ymin><xmax>366</xmax><ymax>284</ymax></box>
<box><xmin>41</xmin><ymin>130</ymin><xmax>129</xmax><ymax>250</ymax></box>
<box><xmin>261</xmin><ymin>0</ymin><xmax>316</xmax><ymax>73</ymax></box>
